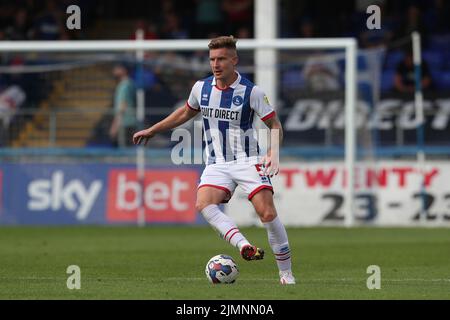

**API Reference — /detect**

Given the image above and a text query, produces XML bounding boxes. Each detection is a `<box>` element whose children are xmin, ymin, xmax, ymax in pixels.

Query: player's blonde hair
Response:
<box><xmin>208</xmin><ymin>36</ymin><xmax>237</xmax><ymax>50</ymax></box>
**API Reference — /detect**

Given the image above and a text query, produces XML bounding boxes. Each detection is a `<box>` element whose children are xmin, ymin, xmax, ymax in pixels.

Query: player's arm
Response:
<box><xmin>261</xmin><ymin>114</ymin><xmax>283</xmax><ymax>177</ymax></box>
<box><xmin>133</xmin><ymin>104</ymin><xmax>199</xmax><ymax>145</ymax></box>
<box><xmin>251</xmin><ymin>85</ymin><xmax>283</xmax><ymax>177</ymax></box>
<box><xmin>264</xmin><ymin>114</ymin><xmax>284</xmax><ymax>154</ymax></box>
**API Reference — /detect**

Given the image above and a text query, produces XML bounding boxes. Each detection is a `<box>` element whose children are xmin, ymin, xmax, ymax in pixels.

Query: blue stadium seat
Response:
<box><xmin>429</xmin><ymin>34</ymin><xmax>450</xmax><ymax>52</ymax></box>
<box><xmin>422</xmin><ymin>50</ymin><xmax>444</xmax><ymax>70</ymax></box>
<box><xmin>380</xmin><ymin>70</ymin><xmax>395</xmax><ymax>92</ymax></box>
<box><xmin>357</xmin><ymin>55</ymin><xmax>368</xmax><ymax>70</ymax></box>
<box><xmin>384</xmin><ymin>51</ymin><xmax>404</xmax><ymax>70</ymax></box>
<box><xmin>444</xmin><ymin>52</ymin><xmax>450</xmax><ymax>70</ymax></box>
<box><xmin>282</xmin><ymin>70</ymin><xmax>305</xmax><ymax>89</ymax></box>
<box><xmin>432</xmin><ymin>71</ymin><xmax>450</xmax><ymax>90</ymax></box>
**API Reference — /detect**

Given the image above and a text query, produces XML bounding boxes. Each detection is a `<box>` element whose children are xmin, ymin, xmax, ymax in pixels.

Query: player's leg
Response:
<box><xmin>196</xmin><ymin>187</ymin><xmax>252</xmax><ymax>252</ymax></box>
<box><xmin>197</xmin><ymin>165</ymin><xmax>252</xmax><ymax>253</ymax></box>
<box><xmin>250</xmin><ymin>189</ymin><xmax>295</xmax><ymax>284</ymax></box>
<box><xmin>231</xmin><ymin>163</ymin><xmax>294</xmax><ymax>283</ymax></box>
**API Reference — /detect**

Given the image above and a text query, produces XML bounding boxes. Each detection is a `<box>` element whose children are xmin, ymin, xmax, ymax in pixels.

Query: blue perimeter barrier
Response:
<box><xmin>1</xmin><ymin>146</ymin><xmax>450</xmax><ymax>159</ymax></box>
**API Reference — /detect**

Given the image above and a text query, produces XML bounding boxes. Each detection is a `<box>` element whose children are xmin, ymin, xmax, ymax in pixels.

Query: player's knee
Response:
<box><xmin>196</xmin><ymin>201</ymin><xmax>211</xmax><ymax>213</ymax></box>
<box><xmin>258</xmin><ymin>208</ymin><xmax>277</xmax><ymax>223</ymax></box>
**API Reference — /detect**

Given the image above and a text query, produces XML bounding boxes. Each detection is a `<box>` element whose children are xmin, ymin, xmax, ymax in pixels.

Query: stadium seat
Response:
<box><xmin>380</xmin><ymin>70</ymin><xmax>395</xmax><ymax>92</ymax></box>
<box><xmin>444</xmin><ymin>52</ymin><xmax>450</xmax><ymax>70</ymax></box>
<box><xmin>429</xmin><ymin>34</ymin><xmax>450</xmax><ymax>52</ymax></box>
<box><xmin>357</xmin><ymin>55</ymin><xmax>368</xmax><ymax>70</ymax></box>
<box><xmin>422</xmin><ymin>50</ymin><xmax>444</xmax><ymax>70</ymax></box>
<box><xmin>384</xmin><ymin>51</ymin><xmax>404</xmax><ymax>70</ymax></box>
<box><xmin>432</xmin><ymin>71</ymin><xmax>450</xmax><ymax>90</ymax></box>
<box><xmin>282</xmin><ymin>70</ymin><xmax>305</xmax><ymax>89</ymax></box>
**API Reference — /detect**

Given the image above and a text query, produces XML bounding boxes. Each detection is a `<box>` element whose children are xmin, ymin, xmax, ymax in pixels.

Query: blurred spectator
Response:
<box><xmin>396</xmin><ymin>5</ymin><xmax>427</xmax><ymax>40</ymax></box>
<box><xmin>190</xmin><ymin>50</ymin><xmax>210</xmax><ymax>75</ymax></box>
<box><xmin>194</xmin><ymin>0</ymin><xmax>223</xmax><ymax>38</ymax></box>
<box><xmin>33</xmin><ymin>0</ymin><xmax>64</xmax><ymax>40</ymax></box>
<box><xmin>235</xmin><ymin>27</ymin><xmax>253</xmax><ymax>79</ymax></box>
<box><xmin>133</xmin><ymin>60</ymin><xmax>159</xmax><ymax>91</ymax></box>
<box><xmin>5</xmin><ymin>9</ymin><xmax>33</xmax><ymax>40</ymax></box>
<box><xmin>189</xmin><ymin>31</ymin><xmax>220</xmax><ymax>76</ymax></box>
<box><xmin>236</xmin><ymin>26</ymin><xmax>251</xmax><ymax>39</ymax></box>
<box><xmin>154</xmin><ymin>52</ymin><xmax>190</xmax><ymax>99</ymax></box>
<box><xmin>0</xmin><ymin>85</ymin><xmax>26</xmax><ymax>128</ymax></box>
<box><xmin>161</xmin><ymin>13</ymin><xmax>189</xmax><ymax>39</ymax></box>
<box><xmin>424</xmin><ymin>0</ymin><xmax>450</xmax><ymax>34</ymax></box>
<box><xmin>222</xmin><ymin>0</ymin><xmax>253</xmax><ymax>35</ymax></box>
<box><xmin>0</xmin><ymin>3</ymin><xmax>15</xmax><ymax>31</ymax></box>
<box><xmin>298</xmin><ymin>18</ymin><xmax>315</xmax><ymax>38</ymax></box>
<box><xmin>302</xmin><ymin>52</ymin><xmax>341</xmax><ymax>92</ymax></box>
<box><xmin>161</xmin><ymin>0</ymin><xmax>176</xmax><ymax>16</ymax></box>
<box><xmin>2</xmin><ymin>0</ymin><xmax>449</xmax><ymax>45</ymax></box>
<box><xmin>109</xmin><ymin>64</ymin><xmax>137</xmax><ymax>148</ymax></box>
<box><xmin>394</xmin><ymin>51</ymin><xmax>432</xmax><ymax>93</ymax></box>
<box><xmin>130</xmin><ymin>19</ymin><xmax>158</xmax><ymax>40</ymax></box>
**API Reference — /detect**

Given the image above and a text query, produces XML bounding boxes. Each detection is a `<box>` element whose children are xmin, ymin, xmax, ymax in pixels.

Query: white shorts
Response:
<box><xmin>198</xmin><ymin>162</ymin><xmax>274</xmax><ymax>203</ymax></box>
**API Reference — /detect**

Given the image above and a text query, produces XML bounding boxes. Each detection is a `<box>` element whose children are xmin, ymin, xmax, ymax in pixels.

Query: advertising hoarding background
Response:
<box><xmin>2</xmin><ymin>161</ymin><xmax>450</xmax><ymax>226</ymax></box>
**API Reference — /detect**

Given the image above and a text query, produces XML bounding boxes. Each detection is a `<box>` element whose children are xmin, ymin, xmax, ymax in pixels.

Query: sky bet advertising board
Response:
<box><xmin>0</xmin><ymin>164</ymin><xmax>201</xmax><ymax>225</ymax></box>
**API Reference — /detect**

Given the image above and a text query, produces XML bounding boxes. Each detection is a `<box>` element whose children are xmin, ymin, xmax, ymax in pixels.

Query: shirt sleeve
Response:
<box><xmin>186</xmin><ymin>81</ymin><xmax>201</xmax><ymax>111</ymax></box>
<box><xmin>250</xmin><ymin>85</ymin><xmax>276</xmax><ymax>121</ymax></box>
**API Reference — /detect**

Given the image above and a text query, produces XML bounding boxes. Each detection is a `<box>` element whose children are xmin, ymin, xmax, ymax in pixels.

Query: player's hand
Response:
<box><xmin>260</xmin><ymin>154</ymin><xmax>279</xmax><ymax>177</ymax></box>
<box><xmin>133</xmin><ymin>128</ymin><xmax>155</xmax><ymax>146</ymax></box>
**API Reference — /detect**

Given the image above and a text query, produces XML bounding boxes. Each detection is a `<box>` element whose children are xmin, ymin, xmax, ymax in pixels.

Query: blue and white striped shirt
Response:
<box><xmin>187</xmin><ymin>72</ymin><xmax>275</xmax><ymax>165</ymax></box>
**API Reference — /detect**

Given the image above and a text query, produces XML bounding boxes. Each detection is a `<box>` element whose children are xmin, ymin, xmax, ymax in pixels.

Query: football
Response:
<box><xmin>205</xmin><ymin>254</ymin><xmax>239</xmax><ymax>284</ymax></box>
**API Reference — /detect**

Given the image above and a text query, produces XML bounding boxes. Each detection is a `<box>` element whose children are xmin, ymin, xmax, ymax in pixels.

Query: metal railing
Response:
<box><xmin>2</xmin><ymin>108</ymin><xmax>108</xmax><ymax>147</ymax></box>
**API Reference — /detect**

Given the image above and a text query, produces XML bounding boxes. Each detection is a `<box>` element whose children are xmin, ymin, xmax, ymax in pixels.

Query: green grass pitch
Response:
<box><xmin>0</xmin><ymin>226</ymin><xmax>449</xmax><ymax>299</ymax></box>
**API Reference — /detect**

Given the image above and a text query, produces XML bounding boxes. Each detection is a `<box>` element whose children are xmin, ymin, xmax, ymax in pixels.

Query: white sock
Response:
<box><xmin>201</xmin><ymin>204</ymin><xmax>250</xmax><ymax>250</ymax></box>
<box><xmin>263</xmin><ymin>216</ymin><xmax>292</xmax><ymax>272</ymax></box>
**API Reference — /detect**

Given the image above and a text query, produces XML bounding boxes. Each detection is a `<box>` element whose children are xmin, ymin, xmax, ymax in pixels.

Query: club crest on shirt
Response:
<box><xmin>232</xmin><ymin>96</ymin><xmax>243</xmax><ymax>106</ymax></box>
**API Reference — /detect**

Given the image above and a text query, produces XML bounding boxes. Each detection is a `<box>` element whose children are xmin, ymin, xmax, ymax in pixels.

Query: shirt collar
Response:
<box><xmin>211</xmin><ymin>71</ymin><xmax>241</xmax><ymax>89</ymax></box>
